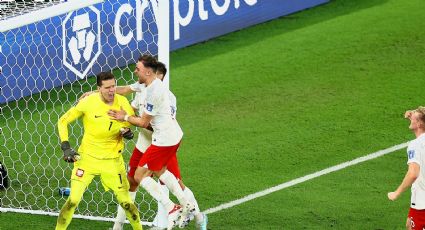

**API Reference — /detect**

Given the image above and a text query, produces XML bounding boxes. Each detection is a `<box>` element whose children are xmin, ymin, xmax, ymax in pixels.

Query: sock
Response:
<box><xmin>184</xmin><ymin>186</ymin><xmax>204</xmax><ymax>223</ymax></box>
<box><xmin>140</xmin><ymin>176</ymin><xmax>174</xmax><ymax>212</ymax></box>
<box><xmin>113</xmin><ymin>191</ymin><xmax>137</xmax><ymax>229</ymax></box>
<box><xmin>159</xmin><ymin>170</ymin><xmax>188</xmax><ymax>206</ymax></box>
<box><xmin>152</xmin><ymin>181</ymin><xmax>169</xmax><ymax>228</ymax></box>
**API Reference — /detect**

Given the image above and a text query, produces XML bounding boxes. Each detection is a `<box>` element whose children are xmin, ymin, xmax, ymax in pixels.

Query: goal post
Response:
<box><xmin>0</xmin><ymin>0</ymin><xmax>105</xmax><ymax>33</ymax></box>
<box><xmin>0</xmin><ymin>0</ymin><xmax>169</xmax><ymax>225</ymax></box>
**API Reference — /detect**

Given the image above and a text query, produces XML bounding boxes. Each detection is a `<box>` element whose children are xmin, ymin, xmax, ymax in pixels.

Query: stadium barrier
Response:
<box><xmin>0</xmin><ymin>0</ymin><xmax>328</xmax><ymax>104</ymax></box>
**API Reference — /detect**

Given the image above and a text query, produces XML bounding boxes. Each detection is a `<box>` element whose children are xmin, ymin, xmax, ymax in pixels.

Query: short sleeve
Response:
<box><xmin>130</xmin><ymin>82</ymin><xmax>145</xmax><ymax>92</ymax></box>
<box><xmin>131</xmin><ymin>93</ymin><xmax>141</xmax><ymax>109</ymax></box>
<box><xmin>407</xmin><ymin>141</ymin><xmax>422</xmax><ymax>166</ymax></box>
<box><xmin>144</xmin><ymin>89</ymin><xmax>160</xmax><ymax>116</ymax></box>
<box><xmin>168</xmin><ymin>91</ymin><xmax>177</xmax><ymax>118</ymax></box>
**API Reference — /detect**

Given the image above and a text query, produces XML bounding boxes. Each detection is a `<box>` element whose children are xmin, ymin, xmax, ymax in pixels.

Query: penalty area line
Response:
<box><xmin>204</xmin><ymin>142</ymin><xmax>409</xmax><ymax>215</ymax></box>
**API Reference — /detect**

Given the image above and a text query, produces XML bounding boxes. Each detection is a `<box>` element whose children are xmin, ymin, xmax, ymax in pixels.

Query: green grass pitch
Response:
<box><xmin>1</xmin><ymin>0</ymin><xmax>425</xmax><ymax>229</ymax></box>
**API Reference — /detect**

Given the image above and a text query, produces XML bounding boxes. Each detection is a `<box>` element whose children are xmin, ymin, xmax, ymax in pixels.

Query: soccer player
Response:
<box><xmin>108</xmin><ymin>55</ymin><xmax>197</xmax><ymax>230</ymax></box>
<box><xmin>56</xmin><ymin>72</ymin><xmax>143</xmax><ymax>230</ymax></box>
<box><xmin>388</xmin><ymin>106</ymin><xmax>425</xmax><ymax>230</ymax></box>
<box><xmin>112</xmin><ymin>60</ymin><xmax>207</xmax><ymax>230</ymax></box>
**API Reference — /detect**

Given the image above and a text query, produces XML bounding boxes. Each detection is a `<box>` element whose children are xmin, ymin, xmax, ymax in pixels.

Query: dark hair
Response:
<box><xmin>96</xmin><ymin>72</ymin><xmax>115</xmax><ymax>86</ymax></box>
<box><xmin>156</xmin><ymin>62</ymin><xmax>167</xmax><ymax>77</ymax></box>
<box><xmin>138</xmin><ymin>54</ymin><xmax>158</xmax><ymax>72</ymax></box>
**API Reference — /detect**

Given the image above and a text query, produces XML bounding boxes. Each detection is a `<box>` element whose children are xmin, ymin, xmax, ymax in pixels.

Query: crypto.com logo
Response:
<box><xmin>62</xmin><ymin>6</ymin><xmax>101</xmax><ymax>79</ymax></box>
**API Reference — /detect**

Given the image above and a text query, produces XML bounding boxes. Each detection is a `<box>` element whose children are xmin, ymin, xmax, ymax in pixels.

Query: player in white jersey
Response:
<box><xmin>109</xmin><ymin>55</ymin><xmax>200</xmax><ymax>230</ymax></box>
<box><xmin>112</xmin><ymin>61</ymin><xmax>207</xmax><ymax>230</ymax></box>
<box><xmin>388</xmin><ymin>106</ymin><xmax>425</xmax><ymax>230</ymax></box>
<box><xmin>142</xmin><ymin>63</ymin><xmax>206</xmax><ymax>230</ymax></box>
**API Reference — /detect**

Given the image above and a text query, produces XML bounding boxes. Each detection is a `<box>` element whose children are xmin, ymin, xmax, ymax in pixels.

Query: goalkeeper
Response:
<box><xmin>56</xmin><ymin>72</ymin><xmax>142</xmax><ymax>230</ymax></box>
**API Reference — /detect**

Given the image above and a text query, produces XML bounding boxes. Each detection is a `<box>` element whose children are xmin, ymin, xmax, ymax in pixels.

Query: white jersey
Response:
<box><xmin>131</xmin><ymin>92</ymin><xmax>152</xmax><ymax>152</ymax></box>
<box><xmin>134</xmin><ymin>78</ymin><xmax>182</xmax><ymax>147</ymax></box>
<box><xmin>129</xmin><ymin>82</ymin><xmax>145</xmax><ymax>92</ymax></box>
<box><xmin>406</xmin><ymin>133</ymin><xmax>425</xmax><ymax>209</ymax></box>
<box><xmin>169</xmin><ymin>91</ymin><xmax>177</xmax><ymax>119</ymax></box>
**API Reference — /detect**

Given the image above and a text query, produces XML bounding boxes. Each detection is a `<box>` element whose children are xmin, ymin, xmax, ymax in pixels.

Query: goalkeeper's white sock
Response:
<box><xmin>152</xmin><ymin>181</ymin><xmax>169</xmax><ymax>228</ymax></box>
<box><xmin>140</xmin><ymin>176</ymin><xmax>174</xmax><ymax>212</ymax></box>
<box><xmin>113</xmin><ymin>191</ymin><xmax>137</xmax><ymax>230</ymax></box>
<box><xmin>159</xmin><ymin>170</ymin><xmax>188</xmax><ymax>205</ymax></box>
<box><xmin>183</xmin><ymin>186</ymin><xmax>204</xmax><ymax>223</ymax></box>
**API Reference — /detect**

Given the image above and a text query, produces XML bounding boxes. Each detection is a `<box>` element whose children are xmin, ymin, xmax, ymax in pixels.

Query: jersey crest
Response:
<box><xmin>408</xmin><ymin>150</ymin><xmax>415</xmax><ymax>159</ymax></box>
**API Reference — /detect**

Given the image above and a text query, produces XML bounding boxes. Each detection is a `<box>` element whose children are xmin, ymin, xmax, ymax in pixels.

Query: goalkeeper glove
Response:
<box><xmin>61</xmin><ymin>141</ymin><xmax>80</xmax><ymax>163</ymax></box>
<box><xmin>120</xmin><ymin>128</ymin><xmax>134</xmax><ymax>140</ymax></box>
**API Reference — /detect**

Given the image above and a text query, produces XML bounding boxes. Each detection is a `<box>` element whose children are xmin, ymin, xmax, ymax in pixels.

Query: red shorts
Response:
<box><xmin>138</xmin><ymin>142</ymin><xmax>181</xmax><ymax>173</ymax></box>
<box><xmin>167</xmin><ymin>154</ymin><xmax>181</xmax><ymax>180</ymax></box>
<box><xmin>408</xmin><ymin>208</ymin><xmax>425</xmax><ymax>230</ymax></box>
<box><xmin>127</xmin><ymin>146</ymin><xmax>181</xmax><ymax>180</ymax></box>
<box><xmin>128</xmin><ymin>147</ymin><xmax>144</xmax><ymax>177</ymax></box>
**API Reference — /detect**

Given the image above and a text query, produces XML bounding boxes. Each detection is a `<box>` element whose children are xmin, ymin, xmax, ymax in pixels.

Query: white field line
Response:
<box><xmin>0</xmin><ymin>142</ymin><xmax>409</xmax><ymax>221</ymax></box>
<box><xmin>204</xmin><ymin>142</ymin><xmax>409</xmax><ymax>215</ymax></box>
<box><xmin>0</xmin><ymin>207</ymin><xmax>153</xmax><ymax>226</ymax></box>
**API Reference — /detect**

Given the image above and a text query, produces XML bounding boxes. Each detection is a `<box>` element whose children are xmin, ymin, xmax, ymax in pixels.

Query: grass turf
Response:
<box><xmin>1</xmin><ymin>0</ymin><xmax>425</xmax><ymax>228</ymax></box>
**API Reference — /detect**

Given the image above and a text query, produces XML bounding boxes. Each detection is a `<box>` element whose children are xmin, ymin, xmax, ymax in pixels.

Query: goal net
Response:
<box><xmin>0</xmin><ymin>0</ymin><xmax>169</xmax><ymax>225</ymax></box>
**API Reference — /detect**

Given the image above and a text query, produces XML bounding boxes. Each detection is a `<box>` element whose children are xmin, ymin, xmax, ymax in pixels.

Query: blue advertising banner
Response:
<box><xmin>0</xmin><ymin>0</ymin><xmax>328</xmax><ymax>104</ymax></box>
<box><xmin>171</xmin><ymin>0</ymin><xmax>329</xmax><ymax>50</ymax></box>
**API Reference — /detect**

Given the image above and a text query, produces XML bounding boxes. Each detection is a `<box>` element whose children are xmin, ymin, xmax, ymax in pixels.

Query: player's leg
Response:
<box><xmin>406</xmin><ymin>217</ymin><xmax>412</xmax><ymax>230</ymax></box>
<box><xmin>151</xmin><ymin>180</ymin><xmax>169</xmax><ymax>229</ymax></box>
<box><xmin>151</xmin><ymin>154</ymin><xmax>181</xmax><ymax>229</ymax></box>
<box><xmin>56</xmin><ymin>168</ymin><xmax>93</xmax><ymax>230</ymax></box>
<box><xmin>135</xmin><ymin>166</ymin><xmax>176</xmax><ymax>212</ymax></box>
<box><xmin>152</xmin><ymin>144</ymin><xmax>196</xmax><ymax>227</ymax></box>
<box><xmin>137</xmin><ymin>146</ymin><xmax>183</xmax><ymax>229</ymax></box>
<box><xmin>151</xmin><ymin>146</ymin><xmax>188</xmax><ymax>206</ymax></box>
<box><xmin>181</xmin><ymin>185</ymin><xmax>207</xmax><ymax>229</ymax></box>
<box><xmin>113</xmin><ymin>148</ymin><xmax>143</xmax><ymax>230</ymax></box>
<box><xmin>103</xmin><ymin>157</ymin><xmax>143</xmax><ymax>230</ymax></box>
<box><xmin>113</xmin><ymin>176</ymin><xmax>138</xmax><ymax>230</ymax></box>
<box><xmin>128</xmin><ymin>147</ymin><xmax>144</xmax><ymax>192</ymax></box>
<box><xmin>114</xmin><ymin>190</ymin><xmax>143</xmax><ymax>230</ymax></box>
<box><xmin>135</xmin><ymin>166</ymin><xmax>182</xmax><ymax>230</ymax></box>
<box><xmin>164</xmin><ymin>154</ymin><xmax>206</xmax><ymax>228</ymax></box>
<box><xmin>406</xmin><ymin>208</ymin><xmax>425</xmax><ymax>230</ymax></box>
<box><xmin>155</xmin><ymin>168</ymin><xmax>196</xmax><ymax>229</ymax></box>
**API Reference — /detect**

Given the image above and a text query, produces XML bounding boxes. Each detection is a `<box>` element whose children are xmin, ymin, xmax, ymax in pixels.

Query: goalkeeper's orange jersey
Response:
<box><xmin>58</xmin><ymin>93</ymin><xmax>135</xmax><ymax>159</ymax></box>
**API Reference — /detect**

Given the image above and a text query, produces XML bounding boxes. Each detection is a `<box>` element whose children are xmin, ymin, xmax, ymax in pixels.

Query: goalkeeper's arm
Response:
<box><xmin>58</xmin><ymin>107</ymin><xmax>82</xmax><ymax>162</ymax></box>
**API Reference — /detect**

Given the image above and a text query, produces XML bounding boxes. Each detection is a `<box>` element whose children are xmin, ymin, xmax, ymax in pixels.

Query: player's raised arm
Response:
<box><xmin>78</xmin><ymin>85</ymin><xmax>132</xmax><ymax>101</ymax></box>
<box><xmin>115</xmin><ymin>85</ymin><xmax>134</xmax><ymax>95</ymax></box>
<box><xmin>78</xmin><ymin>84</ymin><xmax>140</xmax><ymax>102</ymax></box>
